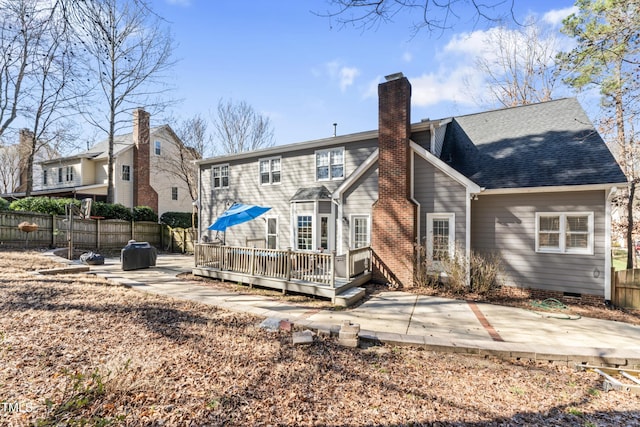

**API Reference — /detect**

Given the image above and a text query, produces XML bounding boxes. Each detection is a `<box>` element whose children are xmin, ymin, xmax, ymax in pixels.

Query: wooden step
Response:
<box><xmin>334</xmin><ymin>287</ymin><xmax>365</xmax><ymax>307</ymax></box>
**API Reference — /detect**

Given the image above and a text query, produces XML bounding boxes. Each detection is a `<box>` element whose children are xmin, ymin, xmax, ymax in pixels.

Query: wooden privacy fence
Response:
<box><xmin>612</xmin><ymin>268</ymin><xmax>640</xmax><ymax>309</ymax></box>
<box><xmin>0</xmin><ymin>211</ymin><xmax>192</xmax><ymax>252</ymax></box>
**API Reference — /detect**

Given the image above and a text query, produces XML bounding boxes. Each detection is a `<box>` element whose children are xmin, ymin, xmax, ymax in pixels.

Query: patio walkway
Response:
<box><xmin>58</xmin><ymin>253</ymin><xmax>640</xmax><ymax>366</ymax></box>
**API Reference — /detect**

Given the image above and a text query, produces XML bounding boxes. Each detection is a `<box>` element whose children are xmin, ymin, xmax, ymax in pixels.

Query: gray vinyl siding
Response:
<box><xmin>341</xmin><ymin>163</ymin><xmax>378</xmax><ymax>251</ymax></box>
<box><xmin>199</xmin><ymin>138</ymin><xmax>378</xmax><ymax>248</ymax></box>
<box><xmin>471</xmin><ymin>191</ymin><xmax>606</xmax><ymax>296</ymax></box>
<box><xmin>413</xmin><ymin>155</ymin><xmax>467</xmax><ymax>252</ymax></box>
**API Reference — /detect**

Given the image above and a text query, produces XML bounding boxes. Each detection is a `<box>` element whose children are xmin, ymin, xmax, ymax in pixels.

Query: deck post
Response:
<box><xmin>286</xmin><ymin>247</ymin><xmax>292</xmax><ymax>281</ymax></box>
<box><xmin>330</xmin><ymin>250</ymin><xmax>336</xmax><ymax>288</ymax></box>
<box><xmin>249</xmin><ymin>247</ymin><xmax>256</xmax><ymax>285</ymax></box>
<box><xmin>345</xmin><ymin>249</ymin><xmax>351</xmax><ymax>279</ymax></box>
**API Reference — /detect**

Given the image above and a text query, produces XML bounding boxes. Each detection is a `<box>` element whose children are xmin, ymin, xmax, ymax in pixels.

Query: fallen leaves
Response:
<box><xmin>0</xmin><ymin>250</ymin><xmax>638</xmax><ymax>426</ymax></box>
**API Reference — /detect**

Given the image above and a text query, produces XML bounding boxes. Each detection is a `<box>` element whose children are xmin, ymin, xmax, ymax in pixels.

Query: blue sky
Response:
<box><xmin>155</xmin><ymin>0</ymin><xmax>580</xmax><ymax>146</ymax></box>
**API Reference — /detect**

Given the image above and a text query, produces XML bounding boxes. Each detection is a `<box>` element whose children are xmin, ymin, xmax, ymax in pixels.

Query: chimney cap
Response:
<box><xmin>384</xmin><ymin>72</ymin><xmax>404</xmax><ymax>82</ymax></box>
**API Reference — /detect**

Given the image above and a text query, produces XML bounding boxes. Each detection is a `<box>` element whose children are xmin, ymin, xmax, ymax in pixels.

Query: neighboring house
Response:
<box><xmin>6</xmin><ymin>109</ymin><xmax>196</xmax><ymax>217</ymax></box>
<box><xmin>196</xmin><ymin>73</ymin><xmax>626</xmax><ymax>303</ymax></box>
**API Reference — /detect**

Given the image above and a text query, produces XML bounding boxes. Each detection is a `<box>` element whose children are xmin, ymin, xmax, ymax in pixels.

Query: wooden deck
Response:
<box><xmin>193</xmin><ymin>244</ymin><xmax>372</xmax><ymax>305</ymax></box>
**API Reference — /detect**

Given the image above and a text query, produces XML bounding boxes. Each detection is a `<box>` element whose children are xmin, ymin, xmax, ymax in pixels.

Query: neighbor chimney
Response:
<box><xmin>132</xmin><ymin>108</ymin><xmax>158</xmax><ymax>212</ymax></box>
<box><xmin>14</xmin><ymin>129</ymin><xmax>34</xmax><ymax>193</ymax></box>
<box><xmin>371</xmin><ymin>73</ymin><xmax>416</xmax><ymax>288</ymax></box>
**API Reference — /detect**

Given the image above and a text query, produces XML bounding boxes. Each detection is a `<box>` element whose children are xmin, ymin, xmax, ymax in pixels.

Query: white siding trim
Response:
<box><xmin>481</xmin><ymin>183</ymin><xmax>626</xmax><ymax>195</ymax></box>
<box><xmin>332</xmin><ymin>148</ymin><xmax>378</xmax><ymax>201</ymax></box>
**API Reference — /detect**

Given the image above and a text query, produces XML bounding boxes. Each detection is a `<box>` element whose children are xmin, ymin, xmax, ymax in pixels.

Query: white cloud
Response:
<box><xmin>410</xmin><ymin>65</ymin><xmax>484</xmax><ymax>107</ymax></box>
<box><xmin>339</xmin><ymin>67</ymin><xmax>360</xmax><ymax>91</ymax></box>
<box><xmin>402</xmin><ymin>51</ymin><xmax>413</xmax><ymax>63</ymax></box>
<box><xmin>542</xmin><ymin>6</ymin><xmax>578</xmax><ymax>26</ymax></box>
<box><xmin>320</xmin><ymin>61</ymin><xmax>360</xmax><ymax>92</ymax></box>
<box><xmin>362</xmin><ymin>76</ymin><xmax>382</xmax><ymax>99</ymax></box>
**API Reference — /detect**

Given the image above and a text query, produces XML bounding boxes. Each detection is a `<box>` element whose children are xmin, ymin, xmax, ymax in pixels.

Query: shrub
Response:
<box><xmin>160</xmin><ymin>211</ymin><xmax>195</xmax><ymax>229</ymax></box>
<box><xmin>91</xmin><ymin>201</ymin><xmax>132</xmax><ymax>221</ymax></box>
<box><xmin>470</xmin><ymin>251</ymin><xmax>503</xmax><ymax>295</ymax></box>
<box><xmin>0</xmin><ymin>197</ymin><xmax>9</xmax><ymax>210</ymax></box>
<box><xmin>9</xmin><ymin>196</ymin><xmax>79</xmax><ymax>215</ymax></box>
<box><xmin>133</xmin><ymin>206</ymin><xmax>158</xmax><ymax>222</ymax></box>
<box><xmin>414</xmin><ymin>242</ymin><xmax>503</xmax><ymax>296</ymax></box>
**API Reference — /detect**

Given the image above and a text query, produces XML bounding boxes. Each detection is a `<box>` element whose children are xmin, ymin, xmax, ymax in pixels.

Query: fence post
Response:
<box><xmin>50</xmin><ymin>214</ymin><xmax>55</xmax><ymax>248</ymax></box>
<box><xmin>345</xmin><ymin>249</ymin><xmax>351</xmax><ymax>279</ymax></box>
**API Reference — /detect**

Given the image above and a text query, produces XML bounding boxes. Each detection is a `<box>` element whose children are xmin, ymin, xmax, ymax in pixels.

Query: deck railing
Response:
<box><xmin>194</xmin><ymin>243</ymin><xmax>371</xmax><ymax>288</ymax></box>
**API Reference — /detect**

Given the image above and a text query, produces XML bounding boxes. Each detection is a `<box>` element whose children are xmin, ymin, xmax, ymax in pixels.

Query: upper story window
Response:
<box><xmin>66</xmin><ymin>166</ymin><xmax>74</xmax><ymax>182</ymax></box>
<box><xmin>43</xmin><ymin>170</ymin><xmax>48</xmax><ymax>185</ymax></box>
<box><xmin>536</xmin><ymin>212</ymin><xmax>593</xmax><ymax>254</ymax></box>
<box><xmin>316</xmin><ymin>147</ymin><xmax>344</xmax><ymax>181</ymax></box>
<box><xmin>259</xmin><ymin>157</ymin><xmax>281</xmax><ymax>185</ymax></box>
<box><xmin>154</xmin><ymin>140</ymin><xmax>161</xmax><ymax>155</ymax></box>
<box><xmin>212</xmin><ymin>164</ymin><xmax>229</xmax><ymax>189</ymax></box>
<box><xmin>58</xmin><ymin>168</ymin><xmax>63</xmax><ymax>183</ymax></box>
<box><xmin>171</xmin><ymin>187</ymin><xmax>178</xmax><ymax>200</ymax></box>
<box><xmin>122</xmin><ymin>165</ymin><xmax>131</xmax><ymax>181</ymax></box>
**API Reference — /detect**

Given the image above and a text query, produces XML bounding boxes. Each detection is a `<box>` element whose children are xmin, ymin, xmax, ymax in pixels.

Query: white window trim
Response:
<box><xmin>426</xmin><ymin>213</ymin><xmax>455</xmax><ymax>261</ymax></box>
<box><xmin>350</xmin><ymin>214</ymin><xmax>370</xmax><ymax>249</ymax></box>
<box><xmin>535</xmin><ymin>212</ymin><xmax>594</xmax><ymax>255</ymax></box>
<box><xmin>265</xmin><ymin>216</ymin><xmax>278</xmax><ymax>249</ymax></box>
<box><xmin>212</xmin><ymin>164</ymin><xmax>229</xmax><ymax>189</ymax></box>
<box><xmin>259</xmin><ymin>156</ymin><xmax>281</xmax><ymax>185</ymax></box>
<box><xmin>315</xmin><ymin>147</ymin><xmax>345</xmax><ymax>182</ymax></box>
<box><xmin>295</xmin><ymin>213</ymin><xmax>314</xmax><ymax>251</ymax></box>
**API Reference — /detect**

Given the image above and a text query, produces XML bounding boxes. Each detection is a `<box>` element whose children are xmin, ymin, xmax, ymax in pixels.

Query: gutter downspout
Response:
<box><xmin>605</xmin><ymin>186</ymin><xmax>618</xmax><ymax>302</ymax></box>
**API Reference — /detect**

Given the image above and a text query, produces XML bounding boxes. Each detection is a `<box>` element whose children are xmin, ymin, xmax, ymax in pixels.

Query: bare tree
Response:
<box><xmin>173</xmin><ymin>114</ymin><xmax>213</xmax><ymax>159</ymax></box>
<box><xmin>155</xmin><ymin>124</ymin><xmax>201</xmax><ymax>202</ymax></box>
<box><xmin>474</xmin><ymin>20</ymin><xmax>561</xmax><ymax>108</ymax></box>
<box><xmin>0</xmin><ymin>143</ymin><xmax>20</xmax><ymax>193</ymax></box>
<box><xmin>67</xmin><ymin>0</ymin><xmax>175</xmax><ymax>203</ymax></box>
<box><xmin>0</xmin><ymin>0</ymin><xmax>40</xmax><ymax>138</ymax></box>
<box><xmin>213</xmin><ymin>99</ymin><xmax>275</xmax><ymax>155</ymax></box>
<box><xmin>319</xmin><ymin>0</ymin><xmax>517</xmax><ymax>34</ymax></box>
<box><xmin>20</xmin><ymin>1</ymin><xmax>84</xmax><ymax>196</ymax></box>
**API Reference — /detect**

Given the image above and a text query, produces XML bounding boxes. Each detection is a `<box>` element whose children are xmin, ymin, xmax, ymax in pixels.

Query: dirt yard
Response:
<box><xmin>1</xmin><ymin>250</ymin><xmax>639</xmax><ymax>426</ymax></box>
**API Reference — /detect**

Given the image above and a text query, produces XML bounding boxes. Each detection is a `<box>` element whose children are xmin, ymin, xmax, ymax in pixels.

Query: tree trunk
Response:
<box><xmin>627</xmin><ymin>181</ymin><xmax>635</xmax><ymax>270</ymax></box>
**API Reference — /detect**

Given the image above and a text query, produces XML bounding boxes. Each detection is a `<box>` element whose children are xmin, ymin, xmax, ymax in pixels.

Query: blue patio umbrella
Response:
<box><xmin>207</xmin><ymin>203</ymin><xmax>271</xmax><ymax>232</ymax></box>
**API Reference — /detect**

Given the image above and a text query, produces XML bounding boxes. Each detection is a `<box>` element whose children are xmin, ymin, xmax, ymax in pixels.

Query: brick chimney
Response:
<box><xmin>132</xmin><ymin>108</ymin><xmax>158</xmax><ymax>212</ymax></box>
<box><xmin>14</xmin><ymin>129</ymin><xmax>34</xmax><ymax>193</ymax></box>
<box><xmin>371</xmin><ymin>73</ymin><xmax>416</xmax><ymax>288</ymax></box>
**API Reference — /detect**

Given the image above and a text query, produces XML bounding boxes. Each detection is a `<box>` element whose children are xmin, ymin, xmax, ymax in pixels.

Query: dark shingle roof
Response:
<box><xmin>441</xmin><ymin>98</ymin><xmax>627</xmax><ymax>189</ymax></box>
<box><xmin>290</xmin><ymin>186</ymin><xmax>332</xmax><ymax>201</ymax></box>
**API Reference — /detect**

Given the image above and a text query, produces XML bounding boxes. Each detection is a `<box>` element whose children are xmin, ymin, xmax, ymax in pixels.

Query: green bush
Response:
<box><xmin>9</xmin><ymin>197</ymin><xmax>79</xmax><ymax>215</ymax></box>
<box><xmin>133</xmin><ymin>206</ymin><xmax>158</xmax><ymax>222</ymax></box>
<box><xmin>91</xmin><ymin>201</ymin><xmax>132</xmax><ymax>221</ymax></box>
<box><xmin>160</xmin><ymin>211</ymin><xmax>195</xmax><ymax>228</ymax></box>
<box><xmin>0</xmin><ymin>197</ymin><xmax>9</xmax><ymax>210</ymax></box>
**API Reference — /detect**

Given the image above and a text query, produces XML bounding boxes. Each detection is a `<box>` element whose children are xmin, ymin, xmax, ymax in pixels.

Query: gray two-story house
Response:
<box><xmin>196</xmin><ymin>73</ymin><xmax>626</xmax><ymax>304</ymax></box>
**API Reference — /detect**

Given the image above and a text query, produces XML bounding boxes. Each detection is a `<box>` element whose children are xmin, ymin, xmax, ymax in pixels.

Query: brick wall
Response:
<box><xmin>371</xmin><ymin>74</ymin><xmax>417</xmax><ymax>288</ymax></box>
<box><xmin>133</xmin><ymin>109</ymin><xmax>158</xmax><ymax>212</ymax></box>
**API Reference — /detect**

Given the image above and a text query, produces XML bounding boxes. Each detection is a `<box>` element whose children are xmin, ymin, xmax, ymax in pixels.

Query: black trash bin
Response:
<box><xmin>121</xmin><ymin>240</ymin><xmax>157</xmax><ymax>271</ymax></box>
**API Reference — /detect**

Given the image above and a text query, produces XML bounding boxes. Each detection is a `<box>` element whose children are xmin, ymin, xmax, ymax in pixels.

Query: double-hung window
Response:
<box><xmin>536</xmin><ymin>212</ymin><xmax>593</xmax><ymax>254</ymax></box>
<box><xmin>171</xmin><ymin>187</ymin><xmax>178</xmax><ymax>200</ymax></box>
<box><xmin>212</xmin><ymin>164</ymin><xmax>229</xmax><ymax>189</ymax></box>
<box><xmin>316</xmin><ymin>148</ymin><xmax>344</xmax><ymax>181</ymax></box>
<box><xmin>43</xmin><ymin>170</ymin><xmax>48</xmax><ymax>185</ymax></box>
<box><xmin>154</xmin><ymin>141</ymin><xmax>161</xmax><ymax>155</ymax></box>
<box><xmin>58</xmin><ymin>168</ymin><xmax>63</xmax><ymax>183</ymax></box>
<box><xmin>259</xmin><ymin>157</ymin><xmax>281</xmax><ymax>185</ymax></box>
<box><xmin>66</xmin><ymin>166</ymin><xmax>74</xmax><ymax>182</ymax></box>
